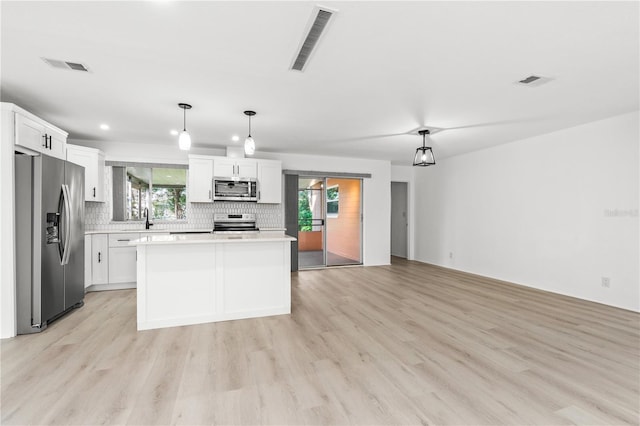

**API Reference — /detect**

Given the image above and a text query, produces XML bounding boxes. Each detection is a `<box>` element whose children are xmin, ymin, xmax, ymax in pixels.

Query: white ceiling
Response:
<box><xmin>1</xmin><ymin>1</ymin><xmax>638</xmax><ymax>164</ymax></box>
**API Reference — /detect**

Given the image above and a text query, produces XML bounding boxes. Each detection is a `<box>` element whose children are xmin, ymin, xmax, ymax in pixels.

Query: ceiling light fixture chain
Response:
<box><xmin>413</xmin><ymin>129</ymin><xmax>436</xmax><ymax>167</ymax></box>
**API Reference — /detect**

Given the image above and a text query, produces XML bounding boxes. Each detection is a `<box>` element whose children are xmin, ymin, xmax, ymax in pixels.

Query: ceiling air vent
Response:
<box><xmin>290</xmin><ymin>6</ymin><xmax>337</xmax><ymax>72</ymax></box>
<box><xmin>42</xmin><ymin>57</ymin><xmax>90</xmax><ymax>72</ymax></box>
<box><xmin>516</xmin><ymin>74</ymin><xmax>553</xmax><ymax>87</ymax></box>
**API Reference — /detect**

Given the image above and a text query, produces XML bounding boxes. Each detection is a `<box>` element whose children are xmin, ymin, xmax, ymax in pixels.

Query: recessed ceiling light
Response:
<box><xmin>99</xmin><ymin>124</ymin><xmax>110</xmax><ymax>130</ymax></box>
<box><xmin>170</xmin><ymin>129</ymin><xmax>179</xmax><ymax>136</ymax></box>
<box><xmin>231</xmin><ymin>135</ymin><xmax>240</xmax><ymax>142</ymax></box>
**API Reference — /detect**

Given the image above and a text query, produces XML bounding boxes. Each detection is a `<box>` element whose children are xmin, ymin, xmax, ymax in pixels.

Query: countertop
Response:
<box><xmin>131</xmin><ymin>233</ymin><xmax>296</xmax><ymax>246</ymax></box>
<box><xmin>85</xmin><ymin>228</ymin><xmax>212</xmax><ymax>235</ymax></box>
<box><xmin>86</xmin><ymin>227</ymin><xmax>286</xmax><ymax>235</ymax></box>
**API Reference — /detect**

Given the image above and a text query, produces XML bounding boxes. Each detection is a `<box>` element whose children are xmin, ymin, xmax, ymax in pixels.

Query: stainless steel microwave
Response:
<box><xmin>213</xmin><ymin>177</ymin><xmax>258</xmax><ymax>202</ymax></box>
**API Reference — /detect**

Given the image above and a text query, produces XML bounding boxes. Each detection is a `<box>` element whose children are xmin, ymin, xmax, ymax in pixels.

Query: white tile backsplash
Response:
<box><xmin>85</xmin><ymin>167</ymin><xmax>283</xmax><ymax>231</ymax></box>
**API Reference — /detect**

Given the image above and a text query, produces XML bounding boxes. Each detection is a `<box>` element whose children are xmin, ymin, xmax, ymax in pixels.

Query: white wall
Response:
<box><xmin>1</xmin><ymin>106</ymin><xmax>17</xmax><ymax>338</ymax></box>
<box><xmin>414</xmin><ymin>111</ymin><xmax>639</xmax><ymax>312</ymax></box>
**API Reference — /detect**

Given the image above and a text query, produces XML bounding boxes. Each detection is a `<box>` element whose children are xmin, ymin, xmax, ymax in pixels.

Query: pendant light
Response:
<box><xmin>178</xmin><ymin>103</ymin><xmax>192</xmax><ymax>151</ymax></box>
<box><xmin>244</xmin><ymin>110</ymin><xmax>256</xmax><ymax>155</ymax></box>
<box><xmin>413</xmin><ymin>129</ymin><xmax>436</xmax><ymax>166</ymax></box>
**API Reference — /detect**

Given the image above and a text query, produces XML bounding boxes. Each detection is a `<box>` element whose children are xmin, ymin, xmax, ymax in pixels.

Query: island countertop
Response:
<box><xmin>131</xmin><ymin>233</ymin><xmax>296</xmax><ymax>246</ymax></box>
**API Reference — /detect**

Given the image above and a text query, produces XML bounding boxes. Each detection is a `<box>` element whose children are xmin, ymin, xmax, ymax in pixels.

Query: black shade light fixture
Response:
<box><xmin>178</xmin><ymin>103</ymin><xmax>192</xmax><ymax>150</ymax></box>
<box><xmin>413</xmin><ymin>129</ymin><xmax>436</xmax><ymax>166</ymax></box>
<box><xmin>244</xmin><ymin>110</ymin><xmax>256</xmax><ymax>155</ymax></box>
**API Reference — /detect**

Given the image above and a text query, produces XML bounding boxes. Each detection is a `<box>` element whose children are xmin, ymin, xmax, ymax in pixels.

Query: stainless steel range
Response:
<box><xmin>213</xmin><ymin>213</ymin><xmax>259</xmax><ymax>233</ymax></box>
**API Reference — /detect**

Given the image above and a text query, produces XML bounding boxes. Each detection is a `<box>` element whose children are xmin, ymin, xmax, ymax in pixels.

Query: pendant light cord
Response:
<box><xmin>183</xmin><ymin>107</ymin><xmax>187</xmax><ymax>132</ymax></box>
<box><xmin>248</xmin><ymin>114</ymin><xmax>252</xmax><ymax>137</ymax></box>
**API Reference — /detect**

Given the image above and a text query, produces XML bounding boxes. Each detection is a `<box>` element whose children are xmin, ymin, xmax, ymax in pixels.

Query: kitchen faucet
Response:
<box><xmin>144</xmin><ymin>207</ymin><xmax>153</xmax><ymax>230</ymax></box>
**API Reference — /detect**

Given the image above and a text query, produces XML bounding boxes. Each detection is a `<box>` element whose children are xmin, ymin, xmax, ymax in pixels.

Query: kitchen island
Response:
<box><xmin>131</xmin><ymin>233</ymin><xmax>295</xmax><ymax>331</ymax></box>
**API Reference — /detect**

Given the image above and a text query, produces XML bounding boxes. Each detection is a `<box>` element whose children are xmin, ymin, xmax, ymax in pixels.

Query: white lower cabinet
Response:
<box><xmin>84</xmin><ymin>235</ymin><xmax>92</xmax><ymax>288</ymax></box>
<box><xmin>86</xmin><ymin>232</ymin><xmax>172</xmax><ymax>291</ymax></box>
<box><xmin>108</xmin><ymin>234</ymin><xmax>138</xmax><ymax>284</ymax></box>
<box><xmin>90</xmin><ymin>234</ymin><xmax>109</xmax><ymax>285</ymax></box>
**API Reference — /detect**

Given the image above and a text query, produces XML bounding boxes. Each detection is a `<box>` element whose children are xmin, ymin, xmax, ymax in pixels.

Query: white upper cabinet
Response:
<box><xmin>257</xmin><ymin>159</ymin><xmax>282</xmax><ymax>204</ymax></box>
<box><xmin>11</xmin><ymin>105</ymin><xmax>67</xmax><ymax>160</ymax></box>
<box><xmin>188</xmin><ymin>155</ymin><xmax>214</xmax><ymax>202</ymax></box>
<box><xmin>45</xmin><ymin>126</ymin><xmax>67</xmax><ymax>160</ymax></box>
<box><xmin>188</xmin><ymin>154</ymin><xmax>281</xmax><ymax>204</ymax></box>
<box><xmin>236</xmin><ymin>159</ymin><xmax>258</xmax><ymax>179</ymax></box>
<box><xmin>66</xmin><ymin>144</ymin><xmax>106</xmax><ymax>202</ymax></box>
<box><xmin>214</xmin><ymin>157</ymin><xmax>257</xmax><ymax>179</ymax></box>
<box><xmin>15</xmin><ymin>114</ymin><xmax>46</xmax><ymax>153</ymax></box>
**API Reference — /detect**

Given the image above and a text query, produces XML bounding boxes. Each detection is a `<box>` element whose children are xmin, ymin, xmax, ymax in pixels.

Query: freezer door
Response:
<box><xmin>40</xmin><ymin>155</ymin><xmax>66</xmax><ymax>323</ymax></box>
<box><xmin>64</xmin><ymin>161</ymin><xmax>85</xmax><ymax>308</ymax></box>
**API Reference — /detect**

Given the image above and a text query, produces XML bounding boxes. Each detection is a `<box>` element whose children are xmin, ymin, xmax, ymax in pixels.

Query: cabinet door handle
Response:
<box><xmin>48</xmin><ymin>135</ymin><xmax>52</xmax><ymax>149</ymax></box>
<box><xmin>98</xmin><ymin>252</ymin><xmax>101</xmax><ymax>263</ymax></box>
<box><xmin>42</xmin><ymin>135</ymin><xmax>48</xmax><ymax>148</ymax></box>
<box><xmin>117</xmin><ymin>239</ymin><xmax>130</xmax><ymax>242</ymax></box>
<box><xmin>93</xmin><ymin>187</ymin><xmax>96</xmax><ymax>198</ymax></box>
<box><xmin>209</xmin><ymin>189</ymin><xmax>212</xmax><ymax>200</ymax></box>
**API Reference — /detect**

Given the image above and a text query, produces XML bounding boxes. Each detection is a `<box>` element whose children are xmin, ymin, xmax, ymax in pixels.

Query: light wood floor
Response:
<box><xmin>2</xmin><ymin>258</ymin><xmax>639</xmax><ymax>425</ymax></box>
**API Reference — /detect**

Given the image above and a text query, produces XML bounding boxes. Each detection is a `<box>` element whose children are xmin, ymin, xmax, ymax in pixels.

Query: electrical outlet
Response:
<box><xmin>601</xmin><ymin>277</ymin><xmax>611</xmax><ymax>288</ymax></box>
<box><xmin>449</xmin><ymin>252</ymin><xmax>454</xmax><ymax>259</ymax></box>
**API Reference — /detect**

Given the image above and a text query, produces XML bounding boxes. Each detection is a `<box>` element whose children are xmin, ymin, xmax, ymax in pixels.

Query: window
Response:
<box><xmin>112</xmin><ymin>165</ymin><xmax>187</xmax><ymax>221</ymax></box>
<box><xmin>326</xmin><ymin>185</ymin><xmax>339</xmax><ymax>217</ymax></box>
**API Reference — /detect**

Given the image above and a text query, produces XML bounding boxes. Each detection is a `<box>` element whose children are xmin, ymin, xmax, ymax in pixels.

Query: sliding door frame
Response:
<box><xmin>284</xmin><ymin>170</ymin><xmax>369</xmax><ymax>271</ymax></box>
<box><xmin>297</xmin><ymin>175</ymin><xmax>363</xmax><ymax>269</ymax></box>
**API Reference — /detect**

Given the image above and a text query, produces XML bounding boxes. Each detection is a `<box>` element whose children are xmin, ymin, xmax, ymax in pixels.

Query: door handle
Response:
<box><xmin>98</xmin><ymin>252</ymin><xmax>101</xmax><ymax>263</ymax></box>
<box><xmin>48</xmin><ymin>135</ymin><xmax>52</xmax><ymax>150</ymax></box>
<box><xmin>93</xmin><ymin>187</ymin><xmax>96</xmax><ymax>198</ymax></box>
<box><xmin>42</xmin><ymin>135</ymin><xmax>48</xmax><ymax>148</ymax></box>
<box><xmin>60</xmin><ymin>184</ymin><xmax>72</xmax><ymax>265</ymax></box>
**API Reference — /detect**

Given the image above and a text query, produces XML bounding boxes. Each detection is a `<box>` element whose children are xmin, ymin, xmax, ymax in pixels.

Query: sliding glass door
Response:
<box><xmin>325</xmin><ymin>178</ymin><xmax>362</xmax><ymax>266</ymax></box>
<box><xmin>298</xmin><ymin>178</ymin><xmax>325</xmax><ymax>268</ymax></box>
<box><xmin>298</xmin><ymin>176</ymin><xmax>362</xmax><ymax>269</ymax></box>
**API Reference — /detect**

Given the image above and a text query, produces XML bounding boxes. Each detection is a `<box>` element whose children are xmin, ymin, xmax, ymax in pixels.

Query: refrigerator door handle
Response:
<box><xmin>60</xmin><ymin>184</ymin><xmax>72</xmax><ymax>266</ymax></box>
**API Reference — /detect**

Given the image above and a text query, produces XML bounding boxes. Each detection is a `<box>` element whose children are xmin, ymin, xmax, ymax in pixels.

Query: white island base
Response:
<box><xmin>134</xmin><ymin>234</ymin><xmax>293</xmax><ymax>331</ymax></box>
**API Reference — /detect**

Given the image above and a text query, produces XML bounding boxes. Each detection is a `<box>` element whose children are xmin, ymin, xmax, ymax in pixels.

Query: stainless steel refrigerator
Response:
<box><xmin>15</xmin><ymin>153</ymin><xmax>85</xmax><ymax>334</ymax></box>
